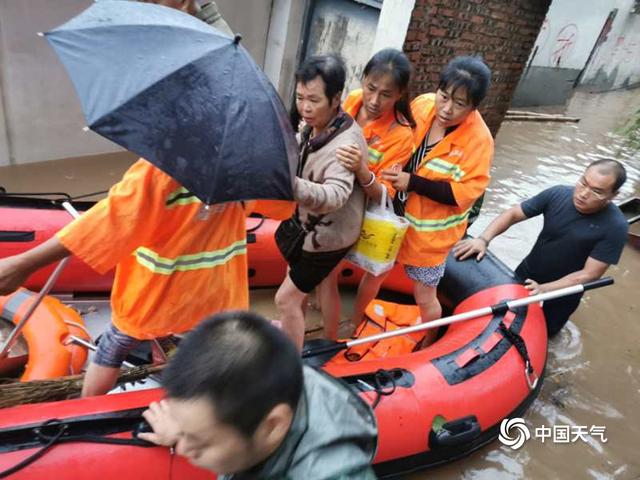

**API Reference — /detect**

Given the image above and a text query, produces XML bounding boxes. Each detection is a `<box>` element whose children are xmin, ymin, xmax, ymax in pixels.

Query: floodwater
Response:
<box><xmin>1</xmin><ymin>88</ymin><xmax>639</xmax><ymax>479</ymax></box>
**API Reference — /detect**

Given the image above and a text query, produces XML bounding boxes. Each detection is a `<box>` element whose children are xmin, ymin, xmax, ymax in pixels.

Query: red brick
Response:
<box><xmin>403</xmin><ymin>0</ymin><xmax>552</xmax><ymax>136</ymax></box>
<box><xmin>405</xmin><ymin>30</ymin><xmax>418</xmax><ymax>41</ymax></box>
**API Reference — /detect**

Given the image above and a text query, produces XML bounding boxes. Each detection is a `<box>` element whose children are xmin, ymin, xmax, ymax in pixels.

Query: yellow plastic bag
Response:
<box><xmin>346</xmin><ymin>186</ymin><xmax>409</xmax><ymax>276</ymax></box>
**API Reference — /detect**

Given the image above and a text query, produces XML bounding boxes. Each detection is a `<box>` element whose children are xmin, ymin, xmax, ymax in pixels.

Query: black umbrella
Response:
<box><xmin>44</xmin><ymin>0</ymin><xmax>297</xmax><ymax>204</ymax></box>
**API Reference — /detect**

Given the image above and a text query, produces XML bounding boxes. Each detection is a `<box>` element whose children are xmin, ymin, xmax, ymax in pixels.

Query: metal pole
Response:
<box><xmin>345</xmin><ymin>278</ymin><xmax>613</xmax><ymax>349</ymax></box>
<box><xmin>67</xmin><ymin>335</ymin><xmax>137</xmax><ymax>369</ymax></box>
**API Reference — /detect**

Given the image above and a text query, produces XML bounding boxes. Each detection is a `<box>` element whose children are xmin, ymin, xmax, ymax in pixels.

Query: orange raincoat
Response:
<box><xmin>398</xmin><ymin>94</ymin><xmax>493</xmax><ymax>267</ymax></box>
<box><xmin>58</xmin><ymin>159</ymin><xmax>289</xmax><ymax>339</ymax></box>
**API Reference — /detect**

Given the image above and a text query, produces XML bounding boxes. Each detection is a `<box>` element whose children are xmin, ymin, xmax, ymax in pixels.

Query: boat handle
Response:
<box><xmin>525</xmin><ymin>361</ymin><xmax>539</xmax><ymax>390</ymax></box>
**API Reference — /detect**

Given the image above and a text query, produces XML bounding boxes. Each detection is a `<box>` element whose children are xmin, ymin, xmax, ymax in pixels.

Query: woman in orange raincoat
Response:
<box><xmin>318</xmin><ymin>49</ymin><xmax>416</xmax><ymax>339</ymax></box>
<box><xmin>340</xmin><ymin>56</ymin><xmax>494</xmax><ymax>346</ymax></box>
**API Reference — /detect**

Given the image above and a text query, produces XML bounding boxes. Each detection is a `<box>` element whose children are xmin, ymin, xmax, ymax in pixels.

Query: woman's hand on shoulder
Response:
<box><xmin>336</xmin><ymin>143</ymin><xmax>366</xmax><ymax>174</ymax></box>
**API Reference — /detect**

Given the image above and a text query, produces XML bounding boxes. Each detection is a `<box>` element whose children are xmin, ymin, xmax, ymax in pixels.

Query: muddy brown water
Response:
<box><xmin>0</xmin><ymin>89</ymin><xmax>638</xmax><ymax>479</ymax></box>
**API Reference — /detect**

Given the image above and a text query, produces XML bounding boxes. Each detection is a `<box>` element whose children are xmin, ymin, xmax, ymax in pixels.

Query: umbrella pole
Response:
<box><xmin>0</xmin><ymin>201</ymin><xmax>81</xmax><ymax>360</ymax></box>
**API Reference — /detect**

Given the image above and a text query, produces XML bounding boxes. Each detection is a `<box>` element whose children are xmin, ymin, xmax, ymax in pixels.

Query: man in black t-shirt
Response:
<box><xmin>453</xmin><ymin>159</ymin><xmax>628</xmax><ymax>336</ymax></box>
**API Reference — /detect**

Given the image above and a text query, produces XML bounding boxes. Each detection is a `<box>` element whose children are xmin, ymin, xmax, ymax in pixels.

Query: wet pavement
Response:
<box><xmin>0</xmin><ymin>88</ymin><xmax>639</xmax><ymax>479</ymax></box>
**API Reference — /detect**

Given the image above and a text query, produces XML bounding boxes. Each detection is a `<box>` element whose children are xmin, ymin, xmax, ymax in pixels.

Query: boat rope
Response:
<box><xmin>246</xmin><ymin>214</ymin><xmax>266</xmax><ymax>233</ymax></box>
<box><xmin>0</xmin><ymin>418</ymin><xmax>153</xmax><ymax>477</ymax></box>
<box><xmin>0</xmin><ymin>191</ymin><xmax>73</xmax><ymax>201</ymax></box>
<box><xmin>498</xmin><ymin>321</ymin><xmax>538</xmax><ymax>390</ymax></box>
<box><xmin>0</xmin><ymin>190</ymin><xmax>109</xmax><ymax>202</ymax></box>
<box><xmin>0</xmin><ymin>420</ymin><xmax>66</xmax><ymax>478</ymax></box>
<box><xmin>370</xmin><ymin>369</ymin><xmax>398</xmax><ymax>409</ymax></box>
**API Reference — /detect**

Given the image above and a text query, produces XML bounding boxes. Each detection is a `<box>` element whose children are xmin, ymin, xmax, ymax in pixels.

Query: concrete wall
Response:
<box><xmin>303</xmin><ymin>0</ymin><xmax>381</xmax><ymax>96</ymax></box>
<box><xmin>371</xmin><ymin>0</ymin><xmax>415</xmax><ymax>53</ymax></box>
<box><xmin>0</xmin><ymin>0</ymin><xmax>121</xmax><ymax>167</ymax></box>
<box><xmin>526</xmin><ymin>0</ymin><xmax>617</xmax><ymax>70</ymax></box>
<box><xmin>216</xmin><ymin>0</ymin><xmax>272</xmax><ymax>66</ymax></box>
<box><xmin>513</xmin><ymin>0</ymin><xmax>640</xmax><ymax>105</ymax></box>
<box><xmin>404</xmin><ymin>0</ymin><xmax>552</xmax><ymax>137</ymax></box>
<box><xmin>0</xmin><ymin>0</ymin><xmax>275</xmax><ymax>166</ymax></box>
<box><xmin>511</xmin><ymin>67</ymin><xmax>580</xmax><ymax>107</ymax></box>
<box><xmin>263</xmin><ymin>0</ymin><xmax>310</xmax><ymax>109</ymax></box>
<box><xmin>580</xmin><ymin>0</ymin><xmax>640</xmax><ymax>91</ymax></box>
<box><xmin>512</xmin><ymin>0</ymin><xmax>618</xmax><ymax>106</ymax></box>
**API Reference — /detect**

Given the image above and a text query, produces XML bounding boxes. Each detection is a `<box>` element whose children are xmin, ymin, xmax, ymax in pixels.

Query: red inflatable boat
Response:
<box><xmin>0</xmin><ymin>194</ymin><xmax>287</xmax><ymax>291</ymax></box>
<box><xmin>0</xmin><ymin>194</ymin><xmax>547</xmax><ymax>478</ymax></box>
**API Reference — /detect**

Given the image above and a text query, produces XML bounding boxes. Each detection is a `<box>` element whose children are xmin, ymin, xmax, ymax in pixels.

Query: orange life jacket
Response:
<box><xmin>329</xmin><ymin>300</ymin><xmax>423</xmax><ymax>364</ymax></box>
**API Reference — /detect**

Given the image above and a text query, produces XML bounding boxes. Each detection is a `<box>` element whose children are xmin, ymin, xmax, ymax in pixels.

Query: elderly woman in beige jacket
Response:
<box><xmin>275</xmin><ymin>55</ymin><xmax>367</xmax><ymax>350</ymax></box>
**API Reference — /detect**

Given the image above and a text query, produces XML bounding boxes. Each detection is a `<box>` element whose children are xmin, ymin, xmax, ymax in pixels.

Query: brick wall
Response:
<box><xmin>404</xmin><ymin>0</ymin><xmax>551</xmax><ymax>136</ymax></box>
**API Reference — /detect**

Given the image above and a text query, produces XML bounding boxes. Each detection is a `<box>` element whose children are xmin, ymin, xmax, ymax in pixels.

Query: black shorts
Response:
<box><xmin>289</xmin><ymin>247</ymin><xmax>351</xmax><ymax>294</ymax></box>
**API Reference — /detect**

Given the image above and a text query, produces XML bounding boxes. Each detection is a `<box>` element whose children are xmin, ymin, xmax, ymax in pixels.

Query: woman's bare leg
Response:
<box><xmin>352</xmin><ymin>269</ymin><xmax>392</xmax><ymax>327</ymax></box>
<box><xmin>275</xmin><ymin>275</ymin><xmax>309</xmax><ymax>351</ymax></box>
<box><xmin>317</xmin><ymin>268</ymin><xmax>341</xmax><ymax>340</ymax></box>
<box><xmin>413</xmin><ymin>280</ymin><xmax>442</xmax><ymax>348</ymax></box>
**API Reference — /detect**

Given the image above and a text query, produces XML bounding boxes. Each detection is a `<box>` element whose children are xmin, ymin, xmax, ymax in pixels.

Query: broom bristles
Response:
<box><xmin>0</xmin><ymin>364</ymin><xmax>164</xmax><ymax>409</ymax></box>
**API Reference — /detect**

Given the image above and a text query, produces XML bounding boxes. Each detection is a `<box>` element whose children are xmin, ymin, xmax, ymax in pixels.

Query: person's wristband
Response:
<box><xmin>359</xmin><ymin>171</ymin><xmax>376</xmax><ymax>188</ymax></box>
<box><xmin>478</xmin><ymin>236</ymin><xmax>490</xmax><ymax>247</ymax></box>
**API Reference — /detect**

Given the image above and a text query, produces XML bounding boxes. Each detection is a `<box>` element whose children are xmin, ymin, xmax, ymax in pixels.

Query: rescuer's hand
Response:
<box><xmin>139</xmin><ymin>399</ymin><xmax>182</xmax><ymax>448</ymax></box>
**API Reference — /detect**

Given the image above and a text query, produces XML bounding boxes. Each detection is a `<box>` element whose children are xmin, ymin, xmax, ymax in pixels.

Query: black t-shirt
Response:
<box><xmin>515</xmin><ymin>185</ymin><xmax>628</xmax><ymax>283</ymax></box>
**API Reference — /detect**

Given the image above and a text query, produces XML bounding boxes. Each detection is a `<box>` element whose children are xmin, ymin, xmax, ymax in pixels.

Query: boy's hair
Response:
<box><xmin>295</xmin><ymin>54</ymin><xmax>346</xmax><ymax>101</ymax></box>
<box><xmin>162</xmin><ymin>311</ymin><xmax>304</xmax><ymax>437</ymax></box>
<box><xmin>438</xmin><ymin>55</ymin><xmax>492</xmax><ymax>108</ymax></box>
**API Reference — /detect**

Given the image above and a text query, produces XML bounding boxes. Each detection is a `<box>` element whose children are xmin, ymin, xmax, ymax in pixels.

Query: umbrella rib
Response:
<box><xmin>213</xmin><ymin>45</ymin><xmax>240</xmax><ymax>204</ymax></box>
<box><xmin>247</xmin><ymin>54</ymin><xmax>290</xmax><ymax>175</ymax></box>
<box><xmin>237</xmin><ymin>49</ymin><xmax>297</xmax><ymax>190</ymax></box>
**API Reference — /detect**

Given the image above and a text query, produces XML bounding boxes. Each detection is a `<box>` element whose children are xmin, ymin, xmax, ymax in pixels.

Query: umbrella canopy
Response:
<box><xmin>45</xmin><ymin>0</ymin><xmax>298</xmax><ymax>204</ymax></box>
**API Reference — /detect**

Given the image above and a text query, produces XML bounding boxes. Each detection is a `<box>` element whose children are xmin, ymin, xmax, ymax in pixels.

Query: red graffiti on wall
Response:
<box><xmin>550</xmin><ymin>24</ymin><xmax>578</xmax><ymax>67</ymax></box>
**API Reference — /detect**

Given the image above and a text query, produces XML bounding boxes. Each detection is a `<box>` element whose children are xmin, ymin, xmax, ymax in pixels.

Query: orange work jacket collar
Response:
<box><xmin>344</xmin><ymin>89</ymin><xmax>399</xmax><ymax>141</ymax></box>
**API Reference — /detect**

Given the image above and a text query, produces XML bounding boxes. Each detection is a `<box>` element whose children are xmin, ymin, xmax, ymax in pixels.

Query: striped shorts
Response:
<box><xmin>94</xmin><ymin>323</ymin><xmax>174</xmax><ymax>368</ymax></box>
